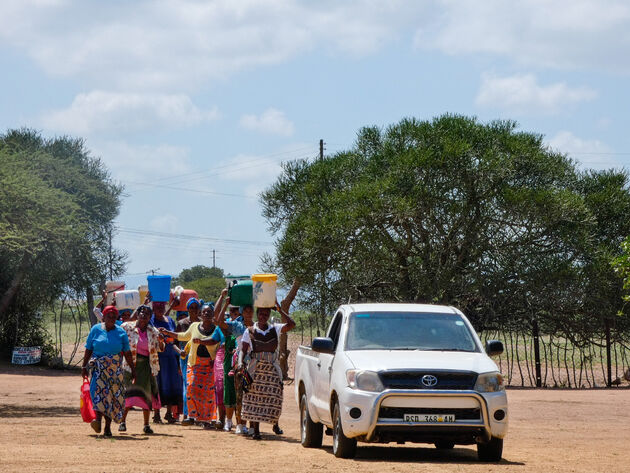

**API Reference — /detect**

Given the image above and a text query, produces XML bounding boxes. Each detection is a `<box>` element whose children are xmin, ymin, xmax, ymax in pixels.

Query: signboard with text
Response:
<box><xmin>11</xmin><ymin>346</ymin><xmax>42</xmax><ymax>365</ymax></box>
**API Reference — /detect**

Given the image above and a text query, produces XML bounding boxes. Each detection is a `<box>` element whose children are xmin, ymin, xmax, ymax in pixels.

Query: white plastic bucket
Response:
<box><xmin>114</xmin><ymin>290</ymin><xmax>140</xmax><ymax>310</ymax></box>
<box><xmin>105</xmin><ymin>281</ymin><xmax>125</xmax><ymax>305</ymax></box>
<box><xmin>251</xmin><ymin>273</ymin><xmax>277</xmax><ymax>308</ymax></box>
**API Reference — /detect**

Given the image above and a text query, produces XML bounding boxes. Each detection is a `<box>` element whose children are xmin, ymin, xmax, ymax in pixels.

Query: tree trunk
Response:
<box><xmin>279</xmin><ymin>278</ymin><xmax>300</xmax><ymax>380</ymax></box>
<box><xmin>0</xmin><ymin>255</ymin><xmax>30</xmax><ymax>320</ymax></box>
<box><xmin>86</xmin><ymin>286</ymin><xmax>97</xmax><ymax>326</ymax></box>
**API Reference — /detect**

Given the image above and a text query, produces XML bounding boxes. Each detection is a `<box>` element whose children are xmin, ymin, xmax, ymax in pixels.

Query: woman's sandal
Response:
<box><xmin>272</xmin><ymin>424</ymin><xmax>283</xmax><ymax>435</ymax></box>
<box><xmin>251</xmin><ymin>432</ymin><xmax>262</xmax><ymax>440</ymax></box>
<box><xmin>103</xmin><ymin>427</ymin><xmax>113</xmax><ymax>437</ymax></box>
<box><xmin>90</xmin><ymin>419</ymin><xmax>101</xmax><ymax>434</ymax></box>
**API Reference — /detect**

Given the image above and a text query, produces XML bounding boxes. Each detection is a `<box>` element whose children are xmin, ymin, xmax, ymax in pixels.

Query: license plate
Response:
<box><xmin>404</xmin><ymin>413</ymin><xmax>455</xmax><ymax>423</ymax></box>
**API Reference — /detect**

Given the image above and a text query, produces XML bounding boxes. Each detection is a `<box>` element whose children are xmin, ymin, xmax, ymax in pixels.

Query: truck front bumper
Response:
<box><xmin>337</xmin><ymin>388</ymin><xmax>508</xmax><ymax>443</ymax></box>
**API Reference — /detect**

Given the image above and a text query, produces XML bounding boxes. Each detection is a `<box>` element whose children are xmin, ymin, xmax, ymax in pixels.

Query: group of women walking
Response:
<box><xmin>82</xmin><ymin>287</ymin><xmax>295</xmax><ymax>439</ymax></box>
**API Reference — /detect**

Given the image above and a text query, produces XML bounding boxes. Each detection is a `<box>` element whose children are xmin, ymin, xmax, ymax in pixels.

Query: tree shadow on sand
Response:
<box><xmin>0</xmin><ymin>404</ymin><xmax>78</xmax><ymax>418</ymax></box>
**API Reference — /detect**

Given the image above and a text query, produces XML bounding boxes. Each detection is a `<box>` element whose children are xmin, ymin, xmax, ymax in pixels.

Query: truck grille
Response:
<box><xmin>378</xmin><ymin>406</ymin><xmax>481</xmax><ymax>420</ymax></box>
<box><xmin>379</xmin><ymin>370</ymin><xmax>477</xmax><ymax>390</ymax></box>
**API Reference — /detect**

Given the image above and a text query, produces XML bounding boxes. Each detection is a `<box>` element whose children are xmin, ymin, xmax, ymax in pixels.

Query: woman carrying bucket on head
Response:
<box><xmin>239</xmin><ymin>274</ymin><xmax>296</xmax><ymax>440</ymax></box>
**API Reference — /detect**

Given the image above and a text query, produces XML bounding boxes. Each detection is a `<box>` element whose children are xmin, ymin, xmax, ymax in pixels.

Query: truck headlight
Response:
<box><xmin>346</xmin><ymin>370</ymin><xmax>384</xmax><ymax>392</ymax></box>
<box><xmin>474</xmin><ymin>372</ymin><xmax>505</xmax><ymax>392</ymax></box>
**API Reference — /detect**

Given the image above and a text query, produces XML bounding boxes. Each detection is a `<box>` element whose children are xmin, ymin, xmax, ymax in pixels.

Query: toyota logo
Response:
<box><xmin>421</xmin><ymin>374</ymin><xmax>438</xmax><ymax>387</ymax></box>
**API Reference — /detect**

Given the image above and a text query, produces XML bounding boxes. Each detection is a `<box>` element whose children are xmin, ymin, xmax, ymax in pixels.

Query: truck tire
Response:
<box><xmin>300</xmin><ymin>393</ymin><xmax>323</xmax><ymax>448</ymax></box>
<box><xmin>332</xmin><ymin>401</ymin><xmax>357</xmax><ymax>458</ymax></box>
<box><xmin>477</xmin><ymin>436</ymin><xmax>503</xmax><ymax>462</ymax></box>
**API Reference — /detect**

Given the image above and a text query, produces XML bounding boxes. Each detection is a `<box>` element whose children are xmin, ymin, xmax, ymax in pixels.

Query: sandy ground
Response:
<box><xmin>1</xmin><ymin>362</ymin><xmax>629</xmax><ymax>473</ymax></box>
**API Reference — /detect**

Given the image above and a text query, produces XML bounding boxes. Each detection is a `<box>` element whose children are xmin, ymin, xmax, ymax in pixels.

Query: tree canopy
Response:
<box><xmin>0</xmin><ymin>129</ymin><xmax>125</xmax><ymax>358</ymax></box>
<box><xmin>261</xmin><ymin>114</ymin><xmax>630</xmax><ymax>341</ymax></box>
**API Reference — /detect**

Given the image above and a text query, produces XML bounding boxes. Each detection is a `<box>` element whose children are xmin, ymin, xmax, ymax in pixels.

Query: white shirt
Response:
<box><xmin>241</xmin><ymin>322</ymin><xmax>286</xmax><ymax>346</ymax></box>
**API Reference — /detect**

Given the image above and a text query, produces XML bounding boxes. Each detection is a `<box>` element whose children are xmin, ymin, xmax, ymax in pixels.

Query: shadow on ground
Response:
<box><xmin>0</xmin><ymin>404</ymin><xmax>78</xmax><ymax>418</ymax></box>
<box><xmin>321</xmin><ymin>445</ymin><xmax>525</xmax><ymax>465</ymax></box>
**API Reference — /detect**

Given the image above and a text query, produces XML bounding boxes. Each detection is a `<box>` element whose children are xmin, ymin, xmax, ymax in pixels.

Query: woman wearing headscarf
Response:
<box><xmin>159</xmin><ymin>302</ymin><xmax>223</xmax><ymax>429</ymax></box>
<box><xmin>81</xmin><ymin>306</ymin><xmax>135</xmax><ymax>437</ymax></box>
<box><xmin>176</xmin><ymin>298</ymin><xmax>201</xmax><ymax>425</ymax></box>
<box><xmin>239</xmin><ymin>302</ymin><xmax>295</xmax><ymax>440</ymax></box>
<box><xmin>150</xmin><ymin>300</ymin><xmax>183</xmax><ymax>424</ymax></box>
<box><xmin>119</xmin><ymin>305</ymin><xmax>164</xmax><ymax>434</ymax></box>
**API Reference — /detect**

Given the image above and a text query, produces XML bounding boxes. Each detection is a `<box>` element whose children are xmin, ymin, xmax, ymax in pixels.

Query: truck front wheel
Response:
<box><xmin>477</xmin><ymin>436</ymin><xmax>503</xmax><ymax>462</ymax></box>
<box><xmin>300</xmin><ymin>394</ymin><xmax>323</xmax><ymax>448</ymax></box>
<box><xmin>332</xmin><ymin>401</ymin><xmax>357</xmax><ymax>458</ymax></box>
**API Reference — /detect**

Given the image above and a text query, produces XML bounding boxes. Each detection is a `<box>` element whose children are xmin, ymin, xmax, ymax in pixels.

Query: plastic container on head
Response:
<box><xmin>147</xmin><ymin>275</ymin><xmax>172</xmax><ymax>302</ymax></box>
<box><xmin>105</xmin><ymin>281</ymin><xmax>125</xmax><ymax>305</ymax></box>
<box><xmin>114</xmin><ymin>290</ymin><xmax>140</xmax><ymax>310</ymax></box>
<box><xmin>171</xmin><ymin>289</ymin><xmax>199</xmax><ymax>312</ymax></box>
<box><xmin>251</xmin><ymin>273</ymin><xmax>277</xmax><ymax>308</ymax></box>
<box><xmin>229</xmin><ymin>280</ymin><xmax>253</xmax><ymax>307</ymax></box>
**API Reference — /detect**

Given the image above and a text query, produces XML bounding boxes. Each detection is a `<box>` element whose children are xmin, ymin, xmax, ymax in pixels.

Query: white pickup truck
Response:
<box><xmin>294</xmin><ymin>303</ymin><xmax>508</xmax><ymax>460</ymax></box>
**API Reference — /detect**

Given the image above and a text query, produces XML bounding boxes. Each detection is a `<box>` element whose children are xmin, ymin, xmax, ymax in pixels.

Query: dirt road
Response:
<box><xmin>0</xmin><ymin>362</ymin><xmax>628</xmax><ymax>472</ymax></box>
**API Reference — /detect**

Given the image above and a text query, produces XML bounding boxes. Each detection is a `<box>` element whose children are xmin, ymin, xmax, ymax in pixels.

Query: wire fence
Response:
<box><xmin>290</xmin><ymin>317</ymin><xmax>630</xmax><ymax>388</ymax></box>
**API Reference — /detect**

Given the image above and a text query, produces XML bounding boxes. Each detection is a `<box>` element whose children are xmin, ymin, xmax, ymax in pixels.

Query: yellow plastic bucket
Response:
<box><xmin>251</xmin><ymin>273</ymin><xmax>278</xmax><ymax>308</ymax></box>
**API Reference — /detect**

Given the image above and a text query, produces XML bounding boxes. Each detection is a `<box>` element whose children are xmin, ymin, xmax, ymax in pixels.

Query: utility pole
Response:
<box><xmin>149</xmin><ymin>268</ymin><xmax>160</xmax><ymax>276</ymax></box>
<box><xmin>319</xmin><ymin>139</ymin><xmax>324</xmax><ymax>161</ymax></box>
<box><xmin>212</xmin><ymin>249</ymin><xmax>216</xmax><ymax>268</ymax></box>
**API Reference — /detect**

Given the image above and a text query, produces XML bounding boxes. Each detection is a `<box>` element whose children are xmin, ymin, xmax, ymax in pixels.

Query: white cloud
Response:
<box><xmin>40</xmin><ymin>91</ymin><xmax>219</xmax><ymax>135</ymax></box>
<box><xmin>415</xmin><ymin>0</ymin><xmax>630</xmax><ymax>73</ymax></box>
<box><xmin>546</xmin><ymin>131</ymin><xmax>619</xmax><ymax>169</ymax></box>
<box><xmin>475</xmin><ymin>73</ymin><xmax>596</xmax><ymax>114</ymax></box>
<box><xmin>150</xmin><ymin>213</ymin><xmax>180</xmax><ymax>232</ymax></box>
<box><xmin>89</xmin><ymin>140</ymin><xmax>193</xmax><ymax>182</ymax></box>
<box><xmin>0</xmin><ymin>0</ymin><xmax>423</xmax><ymax>91</ymax></box>
<box><xmin>240</xmin><ymin>108</ymin><xmax>295</xmax><ymax>136</ymax></box>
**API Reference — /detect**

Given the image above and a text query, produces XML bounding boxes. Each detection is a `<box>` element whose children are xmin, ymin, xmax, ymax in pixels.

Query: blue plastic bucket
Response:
<box><xmin>147</xmin><ymin>275</ymin><xmax>171</xmax><ymax>302</ymax></box>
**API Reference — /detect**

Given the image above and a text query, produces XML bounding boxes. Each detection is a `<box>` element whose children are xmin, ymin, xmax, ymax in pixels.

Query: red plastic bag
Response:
<box><xmin>80</xmin><ymin>377</ymin><xmax>96</xmax><ymax>423</ymax></box>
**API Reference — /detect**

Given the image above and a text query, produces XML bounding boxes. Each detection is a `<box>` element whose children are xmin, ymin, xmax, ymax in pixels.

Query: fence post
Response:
<box><xmin>532</xmin><ymin>317</ymin><xmax>542</xmax><ymax>388</ymax></box>
<box><xmin>605</xmin><ymin>317</ymin><xmax>612</xmax><ymax>387</ymax></box>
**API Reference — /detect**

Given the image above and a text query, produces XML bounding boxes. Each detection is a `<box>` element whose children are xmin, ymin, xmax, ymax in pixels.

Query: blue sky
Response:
<box><xmin>2</xmin><ymin>0</ymin><xmax>629</xmax><ymax>286</ymax></box>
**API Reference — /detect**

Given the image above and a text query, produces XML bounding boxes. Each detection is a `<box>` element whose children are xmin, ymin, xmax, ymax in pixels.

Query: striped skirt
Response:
<box><xmin>186</xmin><ymin>357</ymin><xmax>216</xmax><ymax>422</ymax></box>
<box><xmin>241</xmin><ymin>352</ymin><xmax>283</xmax><ymax>424</ymax></box>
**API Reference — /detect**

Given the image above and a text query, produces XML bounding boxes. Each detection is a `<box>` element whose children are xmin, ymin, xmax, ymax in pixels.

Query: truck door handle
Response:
<box><xmin>317</xmin><ymin>361</ymin><xmax>321</xmax><ymax>368</ymax></box>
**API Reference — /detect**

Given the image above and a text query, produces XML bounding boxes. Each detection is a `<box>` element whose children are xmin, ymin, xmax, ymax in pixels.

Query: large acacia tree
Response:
<box><xmin>261</xmin><ymin>114</ymin><xmax>630</xmax><ymax>339</ymax></box>
<box><xmin>0</xmin><ymin>129</ymin><xmax>126</xmax><ymax>358</ymax></box>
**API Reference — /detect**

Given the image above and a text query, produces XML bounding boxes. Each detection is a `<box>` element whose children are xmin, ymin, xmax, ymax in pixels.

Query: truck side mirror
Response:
<box><xmin>485</xmin><ymin>340</ymin><xmax>504</xmax><ymax>357</ymax></box>
<box><xmin>312</xmin><ymin>337</ymin><xmax>334</xmax><ymax>354</ymax></box>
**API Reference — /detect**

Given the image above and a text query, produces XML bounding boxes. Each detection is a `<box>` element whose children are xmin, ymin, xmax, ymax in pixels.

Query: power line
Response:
<box><xmin>116</xmin><ymin>226</ymin><xmax>273</xmax><ymax>246</ymax></box>
<box><xmin>152</xmin><ymin>145</ymin><xmax>316</xmax><ymax>184</ymax></box>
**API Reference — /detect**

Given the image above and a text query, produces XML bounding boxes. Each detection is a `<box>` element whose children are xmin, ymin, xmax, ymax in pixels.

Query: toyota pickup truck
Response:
<box><xmin>294</xmin><ymin>303</ymin><xmax>507</xmax><ymax>460</ymax></box>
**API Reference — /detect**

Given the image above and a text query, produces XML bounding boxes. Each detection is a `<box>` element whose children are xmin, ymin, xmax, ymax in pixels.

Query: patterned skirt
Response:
<box><xmin>214</xmin><ymin>346</ymin><xmax>225</xmax><ymax>409</ymax></box>
<box><xmin>241</xmin><ymin>352</ymin><xmax>283</xmax><ymax>424</ymax></box>
<box><xmin>186</xmin><ymin>357</ymin><xmax>216</xmax><ymax>422</ymax></box>
<box><xmin>89</xmin><ymin>353</ymin><xmax>125</xmax><ymax>423</ymax></box>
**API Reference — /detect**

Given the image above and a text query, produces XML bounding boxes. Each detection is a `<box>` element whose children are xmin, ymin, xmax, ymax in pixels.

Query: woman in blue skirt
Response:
<box><xmin>151</xmin><ymin>301</ymin><xmax>183</xmax><ymax>423</ymax></box>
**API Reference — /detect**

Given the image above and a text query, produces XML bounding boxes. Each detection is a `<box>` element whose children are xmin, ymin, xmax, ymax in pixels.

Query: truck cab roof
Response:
<box><xmin>340</xmin><ymin>303</ymin><xmax>461</xmax><ymax>315</ymax></box>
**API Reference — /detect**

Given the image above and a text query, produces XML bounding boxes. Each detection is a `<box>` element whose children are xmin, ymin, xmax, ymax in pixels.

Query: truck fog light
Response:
<box><xmin>493</xmin><ymin>409</ymin><xmax>506</xmax><ymax>421</ymax></box>
<box><xmin>350</xmin><ymin>408</ymin><xmax>362</xmax><ymax>419</ymax></box>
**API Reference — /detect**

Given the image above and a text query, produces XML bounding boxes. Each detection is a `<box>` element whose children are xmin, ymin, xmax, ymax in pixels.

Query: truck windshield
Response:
<box><xmin>346</xmin><ymin>312</ymin><xmax>479</xmax><ymax>352</ymax></box>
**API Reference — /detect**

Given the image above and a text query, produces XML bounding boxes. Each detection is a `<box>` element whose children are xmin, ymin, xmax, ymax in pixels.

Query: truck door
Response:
<box><xmin>313</xmin><ymin>311</ymin><xmax>343</xmax><ymax>424</ymax></box>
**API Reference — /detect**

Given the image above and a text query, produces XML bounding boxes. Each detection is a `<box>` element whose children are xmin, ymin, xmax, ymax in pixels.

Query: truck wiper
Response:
<box><xmin>426</xmin><ymin>348</ymin><xmax>474</xmax><ymax>352</ymax></box>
